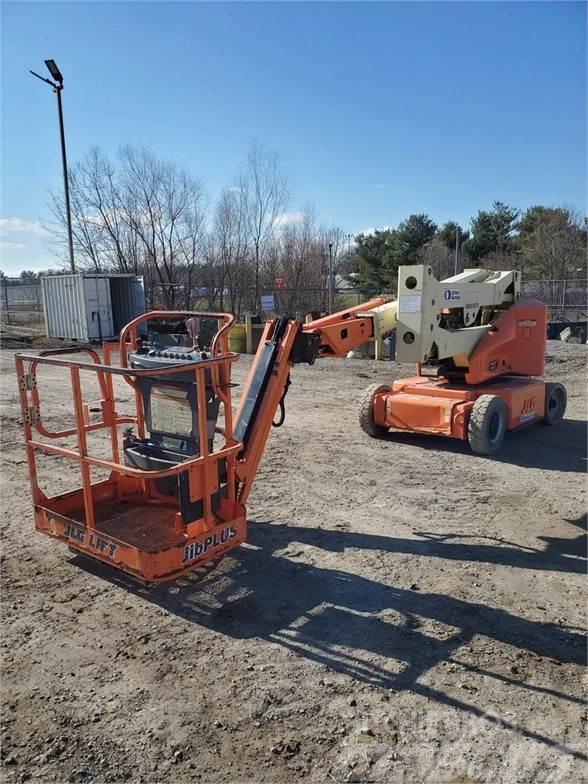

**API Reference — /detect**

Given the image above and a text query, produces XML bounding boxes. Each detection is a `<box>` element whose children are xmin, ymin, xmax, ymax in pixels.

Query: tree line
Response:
<box><xmin>352</xmin><ymin>203</ymin><xmax>587</xmax><ymax>295</ymax></box>
<box><xmin>44</xmin><ymin>142</ymin><xmax>349</xmax><ymax>316</ymax></box>
<box><xmin>11</xmin><ymin>142</ymin><xmax>586</xmax><ymax>315</ymax></box>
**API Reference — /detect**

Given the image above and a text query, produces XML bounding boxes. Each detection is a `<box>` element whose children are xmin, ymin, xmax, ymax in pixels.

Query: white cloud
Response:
<box><xmin>275</xmin><ymin>211</ymin><xmax>304</xmax><ymax>227</ymax></box>
<box><xmin>0</xmin><ymin>241</ymin><xmax>27</xmax><ymax>252</ymax></box>
<box><xmin>0</xmin><ymin>217</ymin><xmax>48</xmax><ymax>237</ymax></box>
<box><xmin>357</xmin><ymin>225</ymin><xmax>392</xmax><ymax>236</ymax></box>
<box><xmin>374</xmin><ymin>184</ymin><xmax>388</xmax><ymax>190</ymax></box>
<box><xmin>0</xmin><ymin>217</ymin><xmax>53</xmax><ymax>274</ymax></box>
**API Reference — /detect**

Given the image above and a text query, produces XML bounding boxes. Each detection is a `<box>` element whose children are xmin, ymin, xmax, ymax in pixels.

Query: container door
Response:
<box><xmin>109</xmin><ymin>276</ymin><xmax>146</xmax><ymax>335</ymax></box>
<box><xmin>42</xmin><ymin>274</ymin><xmax>88</xmax><ymax>340</ymax></box>
<box><xmin>83</xmin><ymin>276</ymin><xmax>114</xmax><ymax>340</ymax></box>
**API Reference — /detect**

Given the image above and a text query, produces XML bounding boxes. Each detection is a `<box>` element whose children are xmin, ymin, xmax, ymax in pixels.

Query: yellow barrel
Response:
<box><xmin>228</xmin><ymin>323</ymin><xmax>247</xmax><ymax>353</ymax></box>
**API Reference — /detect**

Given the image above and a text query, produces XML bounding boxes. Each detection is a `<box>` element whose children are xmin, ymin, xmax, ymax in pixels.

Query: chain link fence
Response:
<box><xmin>146</xmin><ymin>281</ymin><xmax>367</xmax><ymax>318</ymax></box>
<box><xmin>0</xmin><ymin>280</ymin><xmax>44</xmax><ymax>326</ymax></box>
<box><xmin>147</xmin><ymin>279</ymin><xmax>587</xmax><ymax>322</ymax></box>
<box><xmin>521</xmin><ymin>278</ymin><xmax>587</xmax><ymax>321</ymax></box>
<box><xmin>1</xmin><ymin>276</ymin><xmax>585</xmax><ymax>328</ymax></box>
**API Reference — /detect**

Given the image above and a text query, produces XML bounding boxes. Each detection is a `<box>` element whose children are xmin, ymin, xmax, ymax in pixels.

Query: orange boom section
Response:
<box><xmin>302</xmin><ymin>298</ymin><xmax>385</xmax><ymax>357</ymax></box>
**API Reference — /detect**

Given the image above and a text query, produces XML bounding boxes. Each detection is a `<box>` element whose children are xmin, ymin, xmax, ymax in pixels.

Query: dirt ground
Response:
<box><xmin>0</xmin><ymin>340</ymin><xmax>586</xmax><ymax>784</ymax></box>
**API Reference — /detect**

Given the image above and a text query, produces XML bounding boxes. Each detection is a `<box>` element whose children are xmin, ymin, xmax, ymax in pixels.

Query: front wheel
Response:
<box><xmin>542</xmin><ymin>382</ymin><xmax>567</xmax><ymax>425</ymax></box>
<box><xmin>358</xmin><ymin>383</ymin><xmax>390</xmax><ymax>438</ymax></box>
<box><xmin>468</xmin><ymin>395</ymin><xmax>507</xmax><ymax>455</ymax></box>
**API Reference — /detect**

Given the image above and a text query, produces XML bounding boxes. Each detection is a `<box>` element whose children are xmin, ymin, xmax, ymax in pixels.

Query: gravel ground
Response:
<box><xmin>0</xmin><ymin>341</ymin><xmax>586</xmax><ymax>784</ymax></box>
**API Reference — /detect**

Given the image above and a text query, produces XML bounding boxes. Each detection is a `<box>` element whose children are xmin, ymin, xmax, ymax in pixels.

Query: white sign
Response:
<box><xmin>260</xmin><ymin>294</ymin><xmax>275</xmax><ymax>312</ymax></box>
<box><xmin>398</xmin><ymin>294</ymin><xmax>421</xmax><ymax>314</ymax></box>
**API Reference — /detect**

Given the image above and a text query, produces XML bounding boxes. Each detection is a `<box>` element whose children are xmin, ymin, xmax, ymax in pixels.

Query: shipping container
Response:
<box><xmin>41</xmin><ymin>273</ymin><xmax>145</xmax><ymax>341</ymax></box>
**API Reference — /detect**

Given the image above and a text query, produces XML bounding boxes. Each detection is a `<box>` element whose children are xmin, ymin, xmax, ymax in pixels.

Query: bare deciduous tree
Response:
<box><xmin>241</xmin><ymin>140</ymin><xmax>290</xmax><ymax>307</ymax></box>
<box><xmin>119</xmin><ymin>146</ymin><xmax>206</xmax><ymax>308</ymax></box>
<box><xmin>50</xmin><ymin>147</ymin><xmax>145</xmax><ymax>274</ymax></box>
<box><xmin>519</xmin><ymin>207</ymin><xmax>586</xmax><ymax>281</ymax></box>
<box><xmin>419</xmin><ymin>236</ymin><xmax>457</xmax><ymax>279</ymax></box>
<box><xmin>213</xmin><ymin>186</ymin><xmax>251</xmax><ymax>316</ymax></box>
<box><xmin>51</xmin><ymin>145</ymin><xmax>207</xmax><ymax>309</ymax></box>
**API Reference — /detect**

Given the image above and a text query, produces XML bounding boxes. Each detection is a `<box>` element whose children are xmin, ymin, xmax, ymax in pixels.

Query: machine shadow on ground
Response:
<box><xmin>379</xmin><ymin>417</ymin><xmax>587</xmax><ymax>473</ymax></box>
<box><xmin>254</xmin><ymin>515</ymin><xmax>587</xmax><ymax>575</ymax></box>
<box><xmin>73</xmin><ymin>516</ymin><xmax>587</xmax><ymax>762</ymax></box>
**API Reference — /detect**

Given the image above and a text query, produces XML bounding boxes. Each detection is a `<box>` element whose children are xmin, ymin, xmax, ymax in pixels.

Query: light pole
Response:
<box><xmin>30</xmin><ymin>59</ymin><xmax>75</xmax><ymax>273</ymax></box>
<box><xmin>328</xmin><ymin>242</ymin><xmax>334</xmax><ymax>314</ymax></box>
<box><xmin>454</xmin><ymin>225</ymin><xmax>459</xmax><ymax>276</ymax></box>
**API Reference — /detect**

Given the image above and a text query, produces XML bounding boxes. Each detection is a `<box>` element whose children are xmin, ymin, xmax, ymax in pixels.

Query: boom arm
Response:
<box><xmin>302</xmin><ymin>297</ymin><xmax>386</xmax><ymax>356</ymax></box>
<box><xmin>233</xmin><ymin>298</ymin><xmax>398</xmax><ymax>502</ymax></box>
<box><xmin>232</xmin><ymin>260</ymin><xmax>528</xmax><ymax>500</ymax></box>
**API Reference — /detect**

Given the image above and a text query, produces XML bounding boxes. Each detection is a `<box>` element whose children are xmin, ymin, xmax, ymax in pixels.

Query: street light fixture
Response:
<box><xmin>44</xmin><ymin>59</ymin><xmax>63</xmax><ymax>84</ymax></box>
<box><xmin>30</xmin><ymin>59</ymin><xmax>75</xmax><ymax>272</ymax></box>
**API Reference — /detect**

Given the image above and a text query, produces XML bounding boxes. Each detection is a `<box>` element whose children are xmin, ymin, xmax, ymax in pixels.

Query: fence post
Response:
<box><xmin>245</xmin><ymin>313</ymin><xmax>253</xmax><ymax>354</ymax></box>
<box><xmin>3</xmin><ymin>282</ymin><xmax>10</xmax><ymax>325</ymax></box>
<box><xmin>36</xmin><ymin>283</ymin><xmax>42</xmax><ymax>325</ymax></box>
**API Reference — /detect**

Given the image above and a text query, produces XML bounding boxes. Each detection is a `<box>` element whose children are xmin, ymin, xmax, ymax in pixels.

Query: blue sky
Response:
<box><xmin>1</xmin><ymin>1</ymin><xmax>586</xmax><ymax>274</ymax></box>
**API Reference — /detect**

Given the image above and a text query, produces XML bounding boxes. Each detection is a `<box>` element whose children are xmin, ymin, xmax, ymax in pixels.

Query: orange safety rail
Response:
<box><xmin>118</xmin><ymin>310</ymin><xmax>234</xmax><ymax>367</ymax></box>
<box><xmin>25</xmin><ymin>346</ymin><xmax>115</xmax><ymax>440</ymax></box>
<box><xmin>117</xmin><ymin>311</ymin><xmax>235</xmax><ymax>435</ymax></box>
<box><xmin>14</xmin><ymin>321</ymin><xmax>245</xmax><ymax>583</ymax></box>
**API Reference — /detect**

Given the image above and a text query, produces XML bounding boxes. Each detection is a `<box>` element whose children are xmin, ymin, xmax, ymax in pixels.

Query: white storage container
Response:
<box><xmin>41</xmin><ymin>273</ymin><xmax>145</xmax><ymax>341</ymax></box>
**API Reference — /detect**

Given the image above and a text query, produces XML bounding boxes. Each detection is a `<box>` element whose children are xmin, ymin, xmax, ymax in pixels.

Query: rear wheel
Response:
<box><xmin>358</xmin><ymin>383</ymin><xmax>390</xmax><ymax>438</ymax></box>
<box><xmin>468</xmin><ymin>394</ymin><xmax>507</xmax><ymax>455</ymax></box>
<box><xmin>543</xmin><ymin>382</ymin><xmax>567</xmax><ymax>425</ymax></box>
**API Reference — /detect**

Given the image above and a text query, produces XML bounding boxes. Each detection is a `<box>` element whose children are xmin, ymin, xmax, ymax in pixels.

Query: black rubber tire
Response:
<box><xmin>468</xmin><ymin>394</ymin><xmax>507</xmax><ymax>455</ymax></box>
<box><xmin>358</xmin><ymin>383</ymin><xmax>390</xmax><ymax>438</ymax></box>
<box><xmin>542</xmin><ymin>382</ymin><xmax>567</xmax><ymax>425</ymax></box>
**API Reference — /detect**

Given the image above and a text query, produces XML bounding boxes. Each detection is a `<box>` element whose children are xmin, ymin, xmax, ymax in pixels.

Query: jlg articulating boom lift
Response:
<box><xmin>358</xmin><ymin>265</ymin><xmax>566</xmax><ymax>454</ymax></box>
<box><xmin>15</xmin><ymin>265</ymin><xmax>565</xmax><ymax>584</ymax></box>
<box><xmin>15</xmin><ymin>298</ymin><xmax>395</xmax><ymax>584</ymax></box>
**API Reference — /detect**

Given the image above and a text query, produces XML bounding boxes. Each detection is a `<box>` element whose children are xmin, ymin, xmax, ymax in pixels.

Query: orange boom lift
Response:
<box><xmin>15</xmin><ymin>300</ymin><xmax>385</xmax><ymax>584</ymax></box>
<box><xmin>358</xmin><ymin>265</ymin><xmax>566</xmax><ymax>455</ymax></box>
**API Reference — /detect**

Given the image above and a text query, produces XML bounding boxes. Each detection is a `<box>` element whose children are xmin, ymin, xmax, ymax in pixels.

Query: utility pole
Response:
<box><xmin>30</xmin><ymin>59</ymin><xmax>75</xmax><ymax>273</ymax></box>
<box><xmin>454</xmin><ymin>225</ymin><xmax>459</xmax><ymax>276</ymax></box>
<box><xmin>328</xmin><ymin>242</ymin><xmax>333</xmax><ymax>314</ymax></box>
